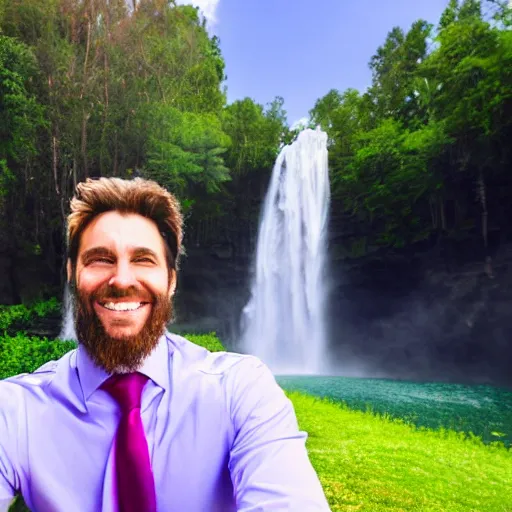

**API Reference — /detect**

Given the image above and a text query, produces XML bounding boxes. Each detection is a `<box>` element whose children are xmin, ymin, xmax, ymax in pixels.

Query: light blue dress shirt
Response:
<box><xmin>0</xmin><ymin>332</ymin><xmax>330</xmax><ymax>511</ymax></box>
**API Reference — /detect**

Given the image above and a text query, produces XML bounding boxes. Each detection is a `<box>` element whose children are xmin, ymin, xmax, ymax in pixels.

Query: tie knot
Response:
<box><xmin>101</xmin><ymin>372</ymin><xmax>149</xmax><ymax>413</ymax></box>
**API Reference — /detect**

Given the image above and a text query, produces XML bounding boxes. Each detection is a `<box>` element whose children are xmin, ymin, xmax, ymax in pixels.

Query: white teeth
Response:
<box><xmin>102</xmin><ymin>302</ymin><xmax>142</xmax><ymax>311</ymax></box>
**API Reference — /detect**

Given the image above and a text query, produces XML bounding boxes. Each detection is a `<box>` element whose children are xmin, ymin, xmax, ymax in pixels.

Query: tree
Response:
<box><xmin>367</xmin><ymin>20</ymin><xmax>432</xmax><ymax>127</ymax></box>
<box><xmin>216</xmin><ymin>96</ymin><xmax>288</xmax><ymax>252</ymax></box>
<box><xmin>222</xmin><ymin>97</ymin><xmax>286</xmax><ymax>175</ymax></box>
<box><xmin>0</xmin><ymin>35</ymin><xmax>45</xmax><ymax>188</ymax></box>
<box><xmin>338</xmin><ymin>119</ymin><xmax>448</xmax><ymax>251</ymax></box>
<box><xmin>439</xmin><ymin>0</ymin><xmax>459</xmax><ymax>30</ymax></box>
<box><xmin>142</xmin><ymin>104</ymin><xmax>231</xmax><ymax>196</ymax></box>
<box><xmin>423</xmin><ymin>7</ymin><xmax>512</xmax><ymax>257</ymax></box>
<box><xmin>458</xmin><ymin>0</ymin><xmax>482</xmax><ymax>20</ymax></box>
<box><xmin>309</xmin><ymin>2</ymin><xmax>511</xmax><ymax>260</ymax></box>
<box><xmin>0</xmin><ymin>35</ymin><xmax>46</xmax><ymax>302</ymax></box>
<box><xmin>0</xmin><ymin>0</ymin><xmax>230</xmax><ymax>298</ymax></box>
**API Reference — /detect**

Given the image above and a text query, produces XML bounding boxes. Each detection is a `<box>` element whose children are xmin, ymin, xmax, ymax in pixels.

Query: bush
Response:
<box><xmin>0</xmin><ymin>298</ymin><xmax>61</xmax><ymax>331</ymax></box>
<box><xmin>0</xmin><ymin>300</ymin><xmax>226</xmax><ymax>381</ymax></box>
<box><xmin>0</xmin><ymin>330</ymin><xmax>226</xmax><ymax>380</ymax></box>
<box><xmin>183</xmin><ymin>332</ymin><xmax>225</xmax><ymax>352</ymax></box>
<box><xmin>0</xmin><ymin>333</ymin><xmax>76</xmax><ymax>380</ymax></box>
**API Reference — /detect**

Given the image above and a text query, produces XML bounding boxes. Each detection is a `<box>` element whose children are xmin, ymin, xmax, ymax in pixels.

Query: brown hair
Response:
<box><xmin>67</xmin><ymin>177</ymin><xmax>183</xmax><ymax>270</ymax></box>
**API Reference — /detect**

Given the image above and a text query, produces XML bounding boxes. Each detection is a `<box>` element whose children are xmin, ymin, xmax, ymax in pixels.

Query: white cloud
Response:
<box><xmin>176</xmin><ymin>0</ymin><xmax>220</xmax><ymax>28</ymax></box>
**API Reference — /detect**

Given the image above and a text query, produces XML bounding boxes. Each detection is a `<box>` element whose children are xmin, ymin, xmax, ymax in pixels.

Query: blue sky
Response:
<box><xmin>179</xmin><ymin>0</ymin><xmax>450</xmax><ymax>126</ymax></box>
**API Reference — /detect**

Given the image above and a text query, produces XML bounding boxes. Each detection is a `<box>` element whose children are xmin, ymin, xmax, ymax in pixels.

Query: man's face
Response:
<box><xmin>68</xmin><ymin>211</ymin><xmax>176</xmax><ymax>374</ymax></box>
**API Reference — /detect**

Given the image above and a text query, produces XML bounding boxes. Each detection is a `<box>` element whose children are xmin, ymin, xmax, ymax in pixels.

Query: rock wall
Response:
<box><xmin>327</xmin><ymin>247</ymin><xmax>512</xmax><ymax>387</ymax></box>
<box><xmin>175</xmin><ymin>240</ymin><xmax>512</xmax><ymax>388</ymax></box>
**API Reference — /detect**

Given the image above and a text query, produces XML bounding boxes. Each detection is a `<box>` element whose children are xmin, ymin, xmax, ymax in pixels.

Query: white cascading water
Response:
<box><xmin>241</xmin><ymin>128</ymin><xmax>330</xmax><ymax>374</ymax></box>
<box><xmin>59</xmin><ymin>285</ymin><xmax>77</xmax><ymax>341</ymax></box>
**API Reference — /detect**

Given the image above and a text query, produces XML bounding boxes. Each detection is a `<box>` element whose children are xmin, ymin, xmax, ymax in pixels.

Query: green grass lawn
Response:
<box><xmin>2</xmin><ymin>321</ymin><xmax>511</xmax><ymax>512</ymax></box>
<box><xmin>290</xmin><ymin>392</ymin><xmax>512</xmax><ymax>511</ymax></box>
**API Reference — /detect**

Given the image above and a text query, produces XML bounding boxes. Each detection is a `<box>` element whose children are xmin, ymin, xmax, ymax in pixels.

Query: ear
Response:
<box><xmin>66</xmin><ymin>259</ymin><xmax>73</xmax><ymax>284</ymax></box>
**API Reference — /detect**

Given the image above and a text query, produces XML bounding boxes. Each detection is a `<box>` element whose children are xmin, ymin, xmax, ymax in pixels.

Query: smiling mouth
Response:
<box><xmin>98</xmin><ymin>301</ymin><xmax>150</xmax><ymax>312</ymax></box>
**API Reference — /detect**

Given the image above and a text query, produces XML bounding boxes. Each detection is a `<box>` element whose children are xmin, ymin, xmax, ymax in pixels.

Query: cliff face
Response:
<box><xmin>1</xmin><ymin>237</ymin><xmax>511</xmax><ymax>388</ymax></box>
<box><xmin>326</xmin><ymin>247</ymin><xmax>512</xmax><ymax>387</ymax></box>
<box><xmin>174</xmin><ymin>240</ymin><xmax>512</xmax><ymax>388</ymax></box>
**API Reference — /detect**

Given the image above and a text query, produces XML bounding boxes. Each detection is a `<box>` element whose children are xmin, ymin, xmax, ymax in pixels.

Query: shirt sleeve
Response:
<box><xmin>0</xmin><ymin>382</ymin><xmax>20</xmax><ymax>502</ymax></box>
<box><xmin>227</xmin><ymin>356</ymin><xmax>331</xmax><ymax>511</ymax></box>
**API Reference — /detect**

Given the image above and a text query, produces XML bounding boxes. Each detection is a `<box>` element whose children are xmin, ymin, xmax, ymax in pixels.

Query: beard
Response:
<box><xmin>71</xmin><ymin>280</ymin><xmax>173</xmax><ymax>374</ymax></box>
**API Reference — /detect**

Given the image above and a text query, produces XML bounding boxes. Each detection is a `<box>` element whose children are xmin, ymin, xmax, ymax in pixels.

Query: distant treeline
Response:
<box><xmin>0</xmin><ymin>0</ymin><xmax>511</xmax><ymax>301</ymax></box>
<box><xmin>311</xmin><ymin>0</ymin><xmax>512</xmax><ymax>261</ymax></box>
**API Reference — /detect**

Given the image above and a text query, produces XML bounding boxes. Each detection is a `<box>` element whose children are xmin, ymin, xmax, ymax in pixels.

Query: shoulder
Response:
<box><xmin>0</xmin><ymin>348</ymin><xmax>76</xmax><ymax>408</ymax></box>
<box><xmin>166</xmin><ymin>333</ymin><xmax>286</xmax><ymax>420</ymax></box>
<box><xmin>0</xmin><ymin>354</ymin><xmax>75</xmax><ymax>497</ymax></box>
<box><xmin>166</xmin><ymin>331</ymin><xmax>268</xmax><ymax>378</ymax></box>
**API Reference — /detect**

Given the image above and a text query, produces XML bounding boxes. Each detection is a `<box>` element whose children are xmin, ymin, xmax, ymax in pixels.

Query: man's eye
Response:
<box><xmin>92</xmin><ymin>257</ymin><xmax>113</xmax><ymax>264</ymax></box>
<box><xmin>135</xmin><ymin>257</ymin><xmax>154</xmax><ymax>263</ymax></box>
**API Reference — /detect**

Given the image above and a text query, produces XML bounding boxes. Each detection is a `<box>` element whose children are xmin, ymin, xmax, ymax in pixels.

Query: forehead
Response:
<box><xmin>78</xmin><ymin>211</ymin><xmax>165</xmax><ymax>256</ymax></box>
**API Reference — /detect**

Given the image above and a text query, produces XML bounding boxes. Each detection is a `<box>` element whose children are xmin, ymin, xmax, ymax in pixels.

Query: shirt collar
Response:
<box><xmin>76</xmin><ymin>332</ymin><xmax>170</xmax><ymax>404</ymax></box>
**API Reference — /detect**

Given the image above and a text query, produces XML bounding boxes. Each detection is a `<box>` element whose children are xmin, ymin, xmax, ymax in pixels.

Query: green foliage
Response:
<box><xmin>0</xmin><ymin>35</ymin><xmax>45</xmax><ymax>195</ymax></box>
<box><xmin>309</xmin><ymin>89</ymin><xmax>344</xmax><ymax>130</ymax></box>
<box><xmin>0</xmin><ymin>305</ymin><xmax>31</xmax><ymax>331</ymax></box>
<box><xmin>0</xmin><ymin>0</ymin><xmax>232</xmax><ymax>286</ymax></box>
<box><xmin>207</xmin><ymin>95</ymin><xmax>288</xmax><ymax>241</ymax></box>
<box><xmin>347</xmin><ymin>119</ymin><xmax>451</xmax><ymax>247</ymax></box>
<box><xmin>368</xmin><ymin>20</ymin><xmax>432</xmax><ymax>125</ymax></box>
<box><xmin>0</xmin><ymin>0</ymin><xmax>510</xmax><ymax>289</ymax></box>
<box><xmin>0</xmin><ymin>299</ymin><xmax>61</xmax><ymax>331</ymax></box>
<box><xmin>142</xmin><ymin>104</ymin><xmax>231</xmax><ymax>195</ymax></box>
<box><xmin>427</xmin><ymin>13</ymin><xmax>512</xmax><ymax>138</ymax></box>
<box><xmin>30</xmin><ymin>297</ymin><xmax>60</xmax><ymax>317</ymax></box>
<box><xmin>312</xmin><ymin>2</ymin><xmax>512</xmax><ymax>257</ymax></box>
<box><xmin>0</xmin><ymin>329</ymin><xmax>225</xmax><ymax>381</ymax></box>
<box><xmin>0</xmin><ymin>333</ymin><xmax>76</xmax><ymax>380</ymax></box>
<box><xmin>184</xmin><ymin>332</ymin><xmax>226</xmax><ymax>352</ymax></box>
<box><xmin>439</xmin><ymin>0</ymin><xmax>459</xmax><ymax>30</ymax></box>
<box><xmin>222</xmin><ymin>96</ymin><xmax>287</xmax><ymax>174</ymax></box>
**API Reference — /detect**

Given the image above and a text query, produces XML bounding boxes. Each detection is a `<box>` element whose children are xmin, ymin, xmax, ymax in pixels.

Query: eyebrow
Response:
<box><xmin>81</xmin><ymin>247</ymin><xmax>160</xmax><ymax>263</ymax></box>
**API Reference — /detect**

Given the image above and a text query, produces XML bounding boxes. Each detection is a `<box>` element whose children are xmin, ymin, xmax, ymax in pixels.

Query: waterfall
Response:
<box><xmin>59</xmin><ymin>284</ymin><xmax>77</xmax><ymax>341</ymax></box>
<box><xmin>241</xmin><ymin>128</ymin><xmax>330</xmax><ymax>375</ymax></box>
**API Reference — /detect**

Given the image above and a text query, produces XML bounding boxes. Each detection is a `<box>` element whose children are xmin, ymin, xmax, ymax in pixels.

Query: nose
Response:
<box><xmin>108</xmin><ymin>260</ymin><xmax>138</xmax><ymax>289</ymax></box>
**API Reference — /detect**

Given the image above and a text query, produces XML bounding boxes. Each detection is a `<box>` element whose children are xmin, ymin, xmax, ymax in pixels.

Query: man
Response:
<box><xmin>0</xmin><ymin>177</ymin><xmax>330</xmax><ymax>511</ymax></box>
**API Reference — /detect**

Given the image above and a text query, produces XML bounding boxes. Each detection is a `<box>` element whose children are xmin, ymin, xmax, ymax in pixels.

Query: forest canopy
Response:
<box><xmin>0</xmin><ymin>0</ymin><xmax>511</xmax><ymax>301</ymax></box>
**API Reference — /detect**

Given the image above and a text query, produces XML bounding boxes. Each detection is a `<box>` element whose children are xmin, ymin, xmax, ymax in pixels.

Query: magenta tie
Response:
<box><xmin>101</xmin><ymin>373</ymin><xmax>157</xmax><ymax>512</ymax></box>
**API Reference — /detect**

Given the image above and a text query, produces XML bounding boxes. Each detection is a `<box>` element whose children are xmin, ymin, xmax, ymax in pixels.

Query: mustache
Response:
<box><xmin>90</xmin><ymin>283</ymin><xmax>153</xmax><ymax>303</ymax></box>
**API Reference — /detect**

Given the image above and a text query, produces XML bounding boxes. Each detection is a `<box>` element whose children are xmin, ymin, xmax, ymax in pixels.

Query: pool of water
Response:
<box><xmin>276</xmin><ymin>375</ymin><xmax>512</xmax><ymax>447</ymax></box>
